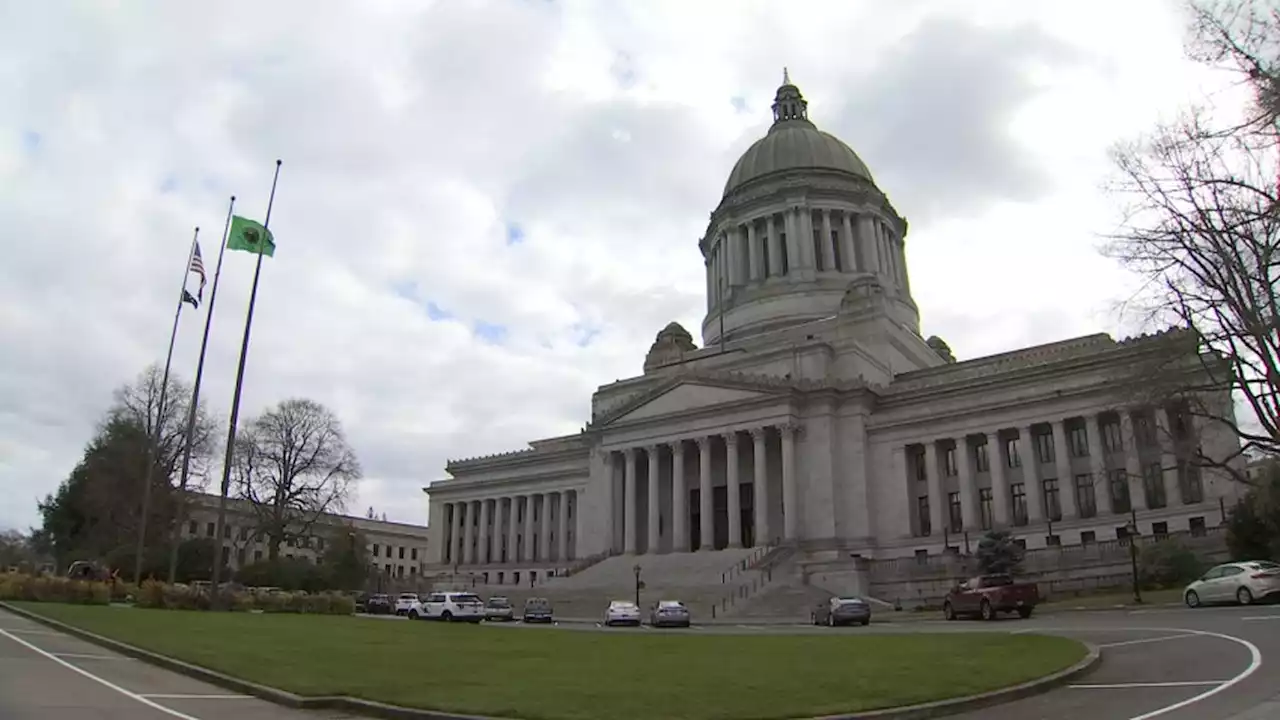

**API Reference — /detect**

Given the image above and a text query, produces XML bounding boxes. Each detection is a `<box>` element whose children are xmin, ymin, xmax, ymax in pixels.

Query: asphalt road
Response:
<box><xmin>2</xmin><ymin>603</ymin><xmax>1278</xmax><ymax>719</ymax></box>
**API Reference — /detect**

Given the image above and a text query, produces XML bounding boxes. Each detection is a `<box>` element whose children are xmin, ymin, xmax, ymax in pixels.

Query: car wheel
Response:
<box><xmin>1017</xmin><ymin>607</ymin><xmax>1033</xmax><ymax>619</ymax></box>
<box><xmin>1237</xmin><ymin>587</ymin><xmax>1254</xmax><ymax>605</ymax></box>
<box><xmin>980</xmin><ymin>599</ymin><xmax>995</xmax><ymax>621</ymax></box>
<box><xmin>810</xmin><ymin>613</ymin><xmax>817</xmax><ymax>625</ymax></box>
<box><xmin>1185</xmin><ymin>590</ymin><xmax>1201</xmax><ymax>608</ymax></box>
<box><xmin>860</xmin><ymin>618</ymin><xmax>870</xmax><ymax>626</ymax></box>
<box><xmin>408</xmin><ymin>610</ymin><xmax>419</xmax><ymax>620</ymax></box>
<box><xmin>441</xmin><ymin>611</ymin><xmax>453</xmax><ymax>622</ymax></box>
<box><xmin>827</xmin><ymin>615</ymin><xmax>835</xmax><ymax>627</ymax></box>
<box><xmin>943</xmin><ymin>602</ymin><xmax>955</xmax><ymax>621</ymax></box>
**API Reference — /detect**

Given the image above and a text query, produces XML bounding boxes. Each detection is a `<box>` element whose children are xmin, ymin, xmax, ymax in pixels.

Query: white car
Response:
<box><xmin>1184</xmin><ymin>560</ymin><xmax>1280</xmax><ymax>607</ymax></box>
<box><xmin>420</xmin><ymin>591</ymin><xmax>486</xmax><ymax>623</ymax></box>
<box><xmin>394</xmin><ymin>593</ymin><xmax>420</xmax><ymax>616</ymax></box>
<box><xmin>604</xmin><ymin>600</ymin><xmax>642</xmax><ymax>627</ymax></box>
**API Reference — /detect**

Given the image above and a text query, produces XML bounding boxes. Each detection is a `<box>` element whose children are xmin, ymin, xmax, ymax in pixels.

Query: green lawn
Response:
<box><xmin>1042</xmin><ymin>587</ymin><xmax>1186</xmax><ymax>609</ymax></box>
<box><xmin>11</xmin><ymin>603</ymin><xmax>1086</xmax><ymax>720</ymax></box>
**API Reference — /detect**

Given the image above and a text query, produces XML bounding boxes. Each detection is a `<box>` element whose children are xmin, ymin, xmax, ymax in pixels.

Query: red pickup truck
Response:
<box><xmin>943</xmin><ymin>574</ymin><xmax>1039</xmax><ymax>621</ymax></box>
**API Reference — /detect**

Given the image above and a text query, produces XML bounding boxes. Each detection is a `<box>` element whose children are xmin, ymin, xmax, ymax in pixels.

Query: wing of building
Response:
<box><xmin>423</xmin><ymin>73</ymin><xmax>1244</xmax><ymax>592</ymax></box>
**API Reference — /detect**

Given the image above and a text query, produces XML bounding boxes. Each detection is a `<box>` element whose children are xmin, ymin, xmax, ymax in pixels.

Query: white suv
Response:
<box><xmin>394</xmin><ymin>593</ymin><xmax>421</xmax><ymax>616</ymax></box>
<box><xmin>421</xmin><ymin>591</ymin><xmax>486</xmax><ymax>623</ymax></box>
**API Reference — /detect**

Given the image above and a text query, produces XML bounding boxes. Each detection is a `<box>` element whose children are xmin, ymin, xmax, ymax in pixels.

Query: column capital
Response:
<box><xmin>644</xmin><ymin>444</ymin><xmax>660</xmax><ymax>455</ymax></box>
<box><xmin>778</xmin><ymin>422</ymin><xmax>803</xmax><ymax>437</ymax></box>
<box><xmin>695</xmin><ymin>436</ymin><xmax>714</xmax><ymax>449</ymax></box>
<box><xmin>671</xmin><ymin>438</ymin><xmax>686</xmax><ymax>455</ymax></box>
<box><xmin>623</xmin><ymin>447</ymin><xmax>637</xmax><ymax>460</ymax></box>
<box><xmin>724</xmin><ymin>430</ymin><xmax>740</xmax><ymax>447</ymax></box>
<box><xmin>749</xmin><ymin>427</ymin><xmax>769</xmax><ymax>440</ymax></box>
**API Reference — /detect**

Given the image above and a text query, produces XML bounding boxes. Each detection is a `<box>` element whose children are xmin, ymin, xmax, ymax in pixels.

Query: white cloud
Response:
<box><xmin>0</xmin><ymin>0</ymin><xmax>1239</xmax><ymax>531</ymax></box>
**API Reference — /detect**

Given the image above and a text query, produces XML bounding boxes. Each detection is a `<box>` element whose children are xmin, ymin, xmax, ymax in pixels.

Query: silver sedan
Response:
<box><xmin>1184</xmin><ymin>560</ymin><xmax>1280</xmax><ymax>607</ymax></box>
<box><xmin>649</xmin><ymin>600</ymin><xmax>692</xmax><ymax>628</ymax></box>
<box><xmin>604</xmin><ymin>600</ymin><xmax>642</xmax><ymax>627</ymax></box>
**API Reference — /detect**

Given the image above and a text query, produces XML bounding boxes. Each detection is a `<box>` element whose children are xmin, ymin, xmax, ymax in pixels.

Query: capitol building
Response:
<box><xmin>423</xmin><ymin>74</ymin><xmax>1242</xmax><ymax>584</ymax></box>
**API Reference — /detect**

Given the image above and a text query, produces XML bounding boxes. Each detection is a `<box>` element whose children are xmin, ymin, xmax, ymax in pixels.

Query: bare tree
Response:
<box><xmin>1103</xmin><ymin>0</ymin><xmax>1280</xmax><ymax>482</ymax></box>
<box><xmin>111</xmin><ymin>364</ymin><xmax>216</xmax><ymax>489</ymax></box>
<box><xmin>233</xmin><ymin>398</ymin><xmax>360</xmax><ymax>561</ymax></box>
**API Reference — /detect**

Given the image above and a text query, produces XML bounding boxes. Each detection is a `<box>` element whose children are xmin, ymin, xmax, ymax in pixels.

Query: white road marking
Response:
<box><xmin>1241</xmin><ymin>615</ymin><xmax>1280</xmax><ymax>621</ymax></box>
<box><xmin>51</xmin><ymin>652</ymin><xmax>131</xmax><ymax>661</ymax></box>
<box><xmin>1124</xmin><ymin>627</ymin><xmax>1262</xmax><ymax>720</ymax></box>
<box><xmin>1073</xmin><ymin>681</ymin><xmax>1226</xmax><ymax>689</ymax></box>
<box><xmin>139</xmin><ymin>694</ymin><xmax>251</xmax><ymax>700</ymax></box>
<box><xmin>3</xmin><ymin>629</ymin><xmax>62</xmax><ymax>636</ymax></box>
<box><xmin>0</xmin><ymin>628</ymin><xmax>203</xmax><ymax>719</ymax></box>
<box><xmin>1099</xmin><ymin>633</ymin><xmax>1198</xmax><ymax>649</ymax></box>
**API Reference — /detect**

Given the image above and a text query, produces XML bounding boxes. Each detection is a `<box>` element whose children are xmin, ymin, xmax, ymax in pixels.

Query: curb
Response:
<box><xmin>0</xmin><ymin>601</ymin><xmax>1099</xmax><ymax>720</ymax></box>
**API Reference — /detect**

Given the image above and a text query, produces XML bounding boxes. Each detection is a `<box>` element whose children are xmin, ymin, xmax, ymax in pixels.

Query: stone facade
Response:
<box><xmin>183</xmin><ymin>492</ymin><xmax>431</xmax><ymax>580</ymax></box>
<box><xmin>423</xmin><ymin>74</ymin><xmax>1245</xmax><ymax>575</ymax></box>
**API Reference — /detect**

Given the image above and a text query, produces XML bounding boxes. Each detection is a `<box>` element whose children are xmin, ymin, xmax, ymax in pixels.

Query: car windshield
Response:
<box><xmin>837</xmin><ymin>597</ymin><xmax>864</xmax><ymax>605</ymax></box>
<box><xmin>1250</xmin><ymin>561</ymin><xmax>1280</xmax><ymax>570</ymax></box>
<box><xmin>526</xmin><ymin>598</ymin><xmax>550</xmax><ymax>608</ymax></box>
<box><xmin>612</xmin><ymin>602</ymin><xmax>637</xmax><ymax>610</ymax></box>
<box><xmin>488</xmin><ymin>598</ymin><xmax>511</xmax><ymax>607</ymax></box>
<box><xmin>453</xmin><ymin>594</ymin><xmax>482</xmax><ymax>604</ymax></box>
<box><xmin>658</xmin><ymin>601</ymin><xmax>684</xmax><ymax>608</ymax></box>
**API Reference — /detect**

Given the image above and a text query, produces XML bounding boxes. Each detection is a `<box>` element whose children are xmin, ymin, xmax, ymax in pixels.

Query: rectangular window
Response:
<box><xmin>386</xmin><ymin>545</ymin><xmax>393</xmax><ymax>558</ymax></box>
<box><xmin>1116</xmin><ymin>526</ymin><xmax>1132</xmax><ymax>542</ymax></box>
<box><xmin>1144</xmin><ymin>462</ymin><xmax>1167</xmax><ymax>508</ymax></box>
<box><xmin>372</xmin><ymin>543</ymin><xmax>380</xmax><ymax>557</ymax></box>
<box><xmin>221</xmin><ymin>546</ymin><xmax>230</xmax><ymax>564</ymax></box>
<box><xmin>1011</xmin><ymin>483</ymin><xmax>1028</xmax><ymax>526</ymax></box>
<box><xmin>979</xmin><ymin>488</ymin><xmax>994</xmax><ymax>530</ymax></box>
<box><xmin>223</xmin><ymin>525</ymin><xmax>232</xmax><ymax>539</ymax></box>
<box><xmin>411</xmin><ymin>548</ymin><xmax>418</xmax><ymax>561</ymax></box>
<box><xmin>1180</xmin><ymin>460</ymin><xmax>1204</xmax><ymax>504</ymax></box>
<box><xmin>917</xmin><ymin>496</ymin><xmax>931</xmax><ymax>537</ymax></box>
<box><xmin>1080</xmin><ymin>530</ymin><xmax>1096</xmax><ymax>544</ymax></box>
<box><xmin>1006</xmin><ymin>438</ymin><xmax>1021</xmax><ymax>468</ymax></box>
<box><xmin>206</xmin><ymin>522</ymin><xmax>215</xmax><ymax>537</ymax></box>
<box><xmin>975</xmin><ymin>442</ymin><xmax>990</xmax><ymax>473</ymax></box>
<box><xmin>1069</xmin><ymin>425</ymin><xmax>1090</xmax><ymax>457</ymax></box>
<box><xmin>1189</xmin><ymin>516</ymin><xmax>1206</xmax><ymax>536</ymax></box>
<box><xmin>1042</xmin><ymin>478</ymin><xmax>1062</xmax><ymax>521</ymax></box>
<box><xmin>1046</xmin><ymin>534</ymin><xmax>1061</xmax><ymax>546</ymax></box>
<box><xmin>944</xmin><ymin>447</ymin><xmax>958</xmax><ymax>477</ymax></box>
<box><xmin>948</xmin><ymin>492</ymin><xmax>963</xmax><ymax>533</ymax></box>
<box><xmin>1109</xmin><ymin>469</ymin><xmax>1131</xmax><ymax>514</ymax></box>
<box><xmin>1152</xmin><ymin>521</ymin><xmax>1169</xmax><ymax>538</ymax></box>
<box><xmin>1035</xmin><ymin>432</ymin><xmax>1055</xmax><ymax>464</ymax></box>
<box><xmin>254</xmin><ymin>550</ymin><xmax>263</xmax><ymax>562</ymax></box>
<box><xmin>913</xmin><ymin>447</ymin><xmax>928</xmax><ymax>481</ymax></box>
<box><xmin>187</xmin><ymin>520</ymin><xmax>197</xmax><ymax>536</ymax></box>
<box><xmin>398</xmin><ymin>547</ymin><xmax>405</xmax><ymax>560</ymax></box>
<box><xmin>236</xmin><ymin>549</ymin><xmax>246</xmax><ymax>566</ymax></box>
<box><xmin>1075</xmin><ymin>474</ymin><xmax>1097</xmax><ymax>518</ymax></box>
<box><xmin>1103</xmin><ymin>421</ymin><xmax>1124</xmax><ymax>453</ymax></box>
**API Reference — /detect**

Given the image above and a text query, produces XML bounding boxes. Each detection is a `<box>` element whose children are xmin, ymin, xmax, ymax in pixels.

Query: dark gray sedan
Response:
<box><xmin>812</xmin><ymin>597</ymin><xmax>871</xmax><ymax>627</ymax></box>
<box><xmin>649</xmin><ymin>600</ymin><xmax>692</xmax><ymax>628</ymax></box>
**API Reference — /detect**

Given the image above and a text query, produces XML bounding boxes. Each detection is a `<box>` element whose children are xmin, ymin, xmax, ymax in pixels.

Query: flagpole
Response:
<box><xmin>210</xmin><ymin>160</ymin><xmax>282</xmax><ymax>604</ymax></box>
<box><xmin>167</xmin><ymin>197</ymin><xmax>236</xmax><ymax>583</ymax></box>
<box><xmin>133</xmin><ymin>226</ymin><xmax>199</xmax><ymax>584</ymax></box>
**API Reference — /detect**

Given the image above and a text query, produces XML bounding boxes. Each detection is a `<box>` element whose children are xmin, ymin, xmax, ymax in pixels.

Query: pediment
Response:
<box><xmin>611</xmin><ymin>382</ymin><xmax>771</xmax><ymax>423</ymax></box>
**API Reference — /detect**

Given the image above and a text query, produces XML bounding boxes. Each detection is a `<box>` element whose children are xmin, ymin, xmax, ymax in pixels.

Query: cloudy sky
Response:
<box><xmin>0</xmin><ymin>0</ymin><xmax>1239</xmax><ymax>532</ymax></box>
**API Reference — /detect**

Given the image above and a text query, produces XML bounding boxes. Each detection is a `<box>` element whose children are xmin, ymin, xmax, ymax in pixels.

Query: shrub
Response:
<box><xmin>1</xmin><ymin>573</ymin><xmax>352</xmax><ymax>615</ymax></box>
<box><xmin>0</xmin><ymin>574</ymin><xmax>110</xmax><ymax>605</ymax></box>
<box><xmin>1140</xmin><ymin>539</ymin><xmax>1205</xmax><ymax>588</ymax></box>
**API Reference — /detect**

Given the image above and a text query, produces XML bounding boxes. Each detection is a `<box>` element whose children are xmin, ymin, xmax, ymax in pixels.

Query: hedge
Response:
<box><xmin>0</xmin><ymin>574</ymin><xmax>354</xmax><ymax>615</ymax></box>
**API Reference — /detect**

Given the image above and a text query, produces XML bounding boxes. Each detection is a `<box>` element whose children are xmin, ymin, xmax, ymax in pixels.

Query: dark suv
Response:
<box><xmin>522</xmin><ymin>597</ymin><xmax>554</xmax><ymax>623</ymax></box>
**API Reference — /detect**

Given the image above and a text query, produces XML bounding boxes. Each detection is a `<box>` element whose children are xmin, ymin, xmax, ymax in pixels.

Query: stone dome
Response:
<box><xmin>722</xmin><ymin>70</ymin><xmax>873</xmax><ymax>197</ymax></box>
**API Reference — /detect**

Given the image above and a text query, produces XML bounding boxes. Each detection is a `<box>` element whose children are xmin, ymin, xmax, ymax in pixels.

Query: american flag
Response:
<box><xmin>189</xmin><ymin>242</ymin><xmax>207</xmax><ymax>304</ymax></box>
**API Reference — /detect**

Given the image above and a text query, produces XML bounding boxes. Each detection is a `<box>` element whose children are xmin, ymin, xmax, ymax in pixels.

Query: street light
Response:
<box><xmin>633</xmin><ymin>564</ymin><xmax>642</xmax><ymax>607</ymax></box>
<box><xmin>1126</xmin><ymin>508</ymin><xmax>1143</xmax><ymax>605</ymax></box>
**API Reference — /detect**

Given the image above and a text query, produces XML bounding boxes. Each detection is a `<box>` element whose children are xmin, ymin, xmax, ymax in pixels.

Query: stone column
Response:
<box><xmin>820</xmin><ymin>209</ymin><xmax>836</xmax><ymax>271</ymax></box>
<box><xmin>1052</xmin><ymin>421</ymin><xmax>1079</xmax><ymax>518</ymax></box>
<box><xmin>449</xmin><ymin>502</ymin><xmax>463</xmax><ymax>565</ymax></box>
<box><xmin>697</xmin><ymin>437</ymin><xmax>714</xmax><ymax>550</ymax></box>
<box><xmin>857</xmin><ymin>215</ymin><xmax>880</xmax><ymax>275</ymax></box>
<box><xmin>781</xmin><ymin>425</ymin><xmax>799</xmax><ymax>541</ymax></box>
<box><xmin>478</xmin><ymin>498</ymin><xmax>492</xmax><ymax>564</ymax></box>
<box><xmin>955</xmin><ymin>438</ymin><xmax>978</xmax><ymax>530</ymax></box>
<box><xmin>647</xmin><ymin>445</ymin><xmax>661</xmax><ymax>554</ymax></box>
<box><xmin>1154</xmin><ymin>407</ymin><xmax>1182</xmax><ymax>505</ymax></box>
<box><xmin>767</xmin><ymin>214</ymin><xmax>783</xmax><ymax>277</ymax></box>
<box><xmin>463</xmin><ymin>500</ymin><xmax>477</xmax><ymax>564</ymax></box>
<box><xmin>841</xmin><ymin>211</ymin><xmax>857</xmax><ymax>272</ymax></box>
<box><xmin>726</xmin><ymin>432</ymin><xmax>742</xmax><ymax>548</ymax></box>
<box><xmin>729</xmin><ymin>227</ymin><xmax>743</xmax><ymax>287</ymax></box>
<box><xmin>799</xmin><ymin>207</ymin><xmax>816</xmax><ymax>270</ymax></box>
<box><xmin>623</xmin><ymin>448</ymin><xmax>638</xmax><ymax>554</ymax></box>
<box><xmin>751</xmin><ymin>428</ymin><xmax>769</xmax><ymax>545</ymax></box>
<box><xmin>1119</xmin><ymin>412</ymin><xmax>1148</xmax><ymax>510</ymax></box>
<box><xmin>923</xmin><ymin>440</ymin><xmax>945</xmax><ymax>535</ymax></box>
<box><xmin>747</xmin><ymin>222</ymin><xmax>761</xmax><ymax>282</ymax></box>
<box><xmin>521</xmin><ymin>494</ymin><xmax>534</xmax><ymax>561</ymax></box>
<box><xmin>557</xmin><ymin>492</ymin><xmax>570</xmax><ymax>561</ymax></box>
<box><xmin>1085</xmin><ymin>413</ymin><xmax>1111</xmax><ymax>510</ymax></box>
<box><xmin>1019</xmin><ymin>426</ymin><xmax>1044</xmax><ymax>522</ymax></box>
<box><xmin>784</xmin><ymin>208</ymin><xmax>802</xmax><ymax>272</ymax></box>
<box><xmin>538</xmin><ymin>494</ymin><xmax>552</xmax><ymax>562</ymax></box>
<box><xmin>988</xmin><ymin>433</ymin><xmax>1011</xmax><ymax>526</ymax></box>
<box><xmin>506</xmin><ymin>497</ymin><xmax>519</xmax><ymax>562</ymax></box>
<box><xmin>672</xmin><ymin>441</ymin><xmax>687</xmax><ymax>552</ymax></box>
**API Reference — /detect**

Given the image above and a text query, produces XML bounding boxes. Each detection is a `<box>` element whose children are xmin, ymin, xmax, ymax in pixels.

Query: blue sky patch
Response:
<box><xmin>21</xmin><ymin>130</ymin><xmax>41</xmax><ymax>153</ymax></box>
<box><xmin>159</xmin><ymin>175</ymin><xmax>179</xmax><ymax>194</ymax></box>
<box><xmin>571</xmin><ymin>322</ymin><xmax>602</xmax><ymax>348</ymax></box>
<box><xmin>506</xmin><ymin>222</ymin><xmax>525</xmax><ymax>245</ymax></box>
<box><xmin>474</xmin><ymin>321</ymin><xmax>508</xmax><ymax>344</ymax></box>
<box><xmin>730</xmin><ymin>96</ymin><xmax>749</xmax><ymax>114</ymax></box>
<box><xmin>426</xmin><ymin>302</ymin><xmax>453</xmax><ymax>321</ymax></box>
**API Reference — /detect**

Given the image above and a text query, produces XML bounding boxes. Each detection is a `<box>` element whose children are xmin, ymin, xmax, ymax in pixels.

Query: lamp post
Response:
<box><xmin>1127</xmin><ymin>508</ymin><xmax>1143</xmax><ymax>605</ymax></box>
<box><xmin>633</xmin><ymin>563</ymin><xmax>642</xmax><ymax>607</ymax></box>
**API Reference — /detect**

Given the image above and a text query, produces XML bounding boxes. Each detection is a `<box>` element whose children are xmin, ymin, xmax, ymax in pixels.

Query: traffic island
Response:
<box><xmin>2</xmin><ymin>601</ymin><xmax>1098</xmax><ymax>720</ymax></box>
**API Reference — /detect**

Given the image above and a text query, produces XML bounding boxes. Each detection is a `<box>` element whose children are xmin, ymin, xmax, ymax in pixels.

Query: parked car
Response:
<box><xmin>1184</xmin><ymin>560</ymin><xmax>1280</xmax><ymax>607</ymax></box>
<box><xmin>421</xmin><ymin>591</ymin><xmax>486</xmax><ymax>622</ymax></box>
<box><xmin>649</xmin><ymin>600</ymin><xmax>692</xmax><ymax>628</ymax></box>
<box><xmin>394</xmin><ymin>593</ymin><xmax>421</xmax><ymax>616</ymax></box>
<box><xmin>943</xmin><ymin>574</ymin><xmax>1039</xmax><ymax>621</ymax></box>
<box><xmin>364</xmin><ymin>594</ymin><xmax>394</xmax><ymax>615</ymax></box>
<box><xmin>522</xmin><ymin>597</ymin><xmax>555</xmax><ymax>623</ymax></box>
<box><xmin>604</xmin><ymin>600</ymin><xmax>642</xmax><ymax>627</ymax></box>
<box><xmin>812</xmin><ymin>596</ymin><xmax>871</xmax><ymax>627</ymax></box>
<box><xmin>485</xmin><ymin>596</ymin><xmax>515</xmax><ymax>622</ymax></box>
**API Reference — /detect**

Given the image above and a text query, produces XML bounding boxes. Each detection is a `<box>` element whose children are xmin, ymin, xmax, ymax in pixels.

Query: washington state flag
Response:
<box><xmin>227</xmin><ymin>215</ymin><xmax>276</xmax><ymax>257</ymax></box>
